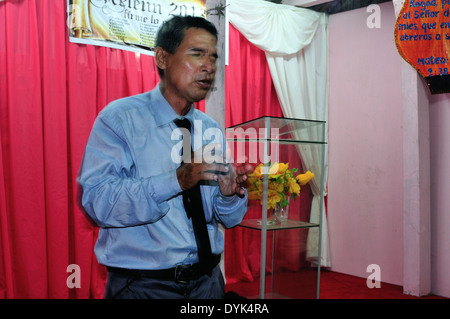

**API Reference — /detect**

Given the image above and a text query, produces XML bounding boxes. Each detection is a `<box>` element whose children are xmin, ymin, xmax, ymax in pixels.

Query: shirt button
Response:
<box><xmin>189</xmin><ymin>253</ymin><xmax>194</xmax><ymax>258</ymax></box>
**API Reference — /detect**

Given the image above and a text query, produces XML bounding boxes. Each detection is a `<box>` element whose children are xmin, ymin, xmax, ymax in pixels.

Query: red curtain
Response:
<box><xmin>0</xmin><ymin>0</ymin><xmax>160</xmax><ymax>298</ymax></box>
<box><xmin>0</xmin><ymin>0</ymin><xmax>309</xmax><ymax>298</ymax></box>
<box><xmin>224</xmin><ymin>25</ymin><xmax>282</xmax><ymax>284</ymax></box>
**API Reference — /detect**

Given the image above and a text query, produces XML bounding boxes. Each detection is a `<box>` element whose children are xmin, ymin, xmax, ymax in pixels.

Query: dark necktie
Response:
<box><xmin>174</xmin><ymin>118</ymin><xmax>213</xmax><ymax>268</ymax></box>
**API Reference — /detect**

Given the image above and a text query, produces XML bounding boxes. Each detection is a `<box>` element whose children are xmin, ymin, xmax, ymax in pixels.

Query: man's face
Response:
<box><xmin>159</xmin><ymin>27</ymin><xmax>218</xmax><ymax>109</ymax></box>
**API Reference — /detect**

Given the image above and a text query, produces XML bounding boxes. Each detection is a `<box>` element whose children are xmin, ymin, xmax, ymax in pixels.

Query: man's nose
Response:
<box><xmin>201</xmin><ymin>56</ymin><xmax>216</xmax><ymax>73</ymax></box>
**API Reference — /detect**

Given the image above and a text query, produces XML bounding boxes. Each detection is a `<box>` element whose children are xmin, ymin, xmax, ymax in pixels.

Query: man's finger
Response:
<box><xmin>234</xmin><ymin>163</ymin><xmax>253</xmax><ymax>175</ymax></box>
<box><xmin>203</xmin><ymin>163</ymin><xmax>230</xmax><ymax>174</ymax></box>
<box><xmin>235</xmin><ymin>174</ymin><xmax>247</xmax><ymax>184</ymax></box>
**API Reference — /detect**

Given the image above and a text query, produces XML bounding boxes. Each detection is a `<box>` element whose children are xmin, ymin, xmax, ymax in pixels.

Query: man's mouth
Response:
<box><xmin>196</xmin><ymin>78</ymin><xmax>213</xmax><ymax>89</ymax></box>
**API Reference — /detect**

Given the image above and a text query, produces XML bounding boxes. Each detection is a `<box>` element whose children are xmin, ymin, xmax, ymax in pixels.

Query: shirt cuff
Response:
<box><xmin>217</xmin><ymin>187</ymin><xmax>248</xmax><ymax>205</ymax></box>
<box><xmin>147</xmin><ymin>170</ymin><xmax>182</xmax><ymax>203</ymax></box>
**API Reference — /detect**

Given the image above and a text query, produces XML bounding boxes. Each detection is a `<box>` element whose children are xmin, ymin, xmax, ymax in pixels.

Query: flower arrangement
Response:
<box><xmin>244</xmin><ymin>162</ymin><xmax>314</xmax><ymax>210</ymax></box>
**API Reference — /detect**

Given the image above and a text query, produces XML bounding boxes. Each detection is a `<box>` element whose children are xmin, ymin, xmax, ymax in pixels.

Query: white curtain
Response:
<box><xmin>229</xmin><ymin>0</ymin><xmax>330</xmax><ymax>267</ymax></box>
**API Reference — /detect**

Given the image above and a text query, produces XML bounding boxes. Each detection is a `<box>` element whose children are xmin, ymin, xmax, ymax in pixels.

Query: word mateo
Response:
<box><xmin>418</xmin><ymin>55</ymin><xmax>450</xmax><ymax>65</ymax></box>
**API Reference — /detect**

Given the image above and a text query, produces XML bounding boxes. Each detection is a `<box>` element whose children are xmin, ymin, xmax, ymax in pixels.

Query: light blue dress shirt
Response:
<box><xmin>79</xmin><ymin>84</ymin><xmax>248</xmax><ymax>270</ymax></box>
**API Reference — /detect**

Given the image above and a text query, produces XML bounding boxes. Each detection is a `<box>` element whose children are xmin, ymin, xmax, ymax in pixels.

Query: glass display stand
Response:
<box><xmin>226</xmin><ymin>116</ymin><xmax>327</xmax><ymax>299</ymax></box>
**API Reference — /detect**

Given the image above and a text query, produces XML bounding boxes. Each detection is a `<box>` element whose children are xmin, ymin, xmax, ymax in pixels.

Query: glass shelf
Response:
<box><xmin>226</xmin><ymin>115</ymin><xmax>326</xmax><ymax>144</ymax></box>
<box><xmin>238</xmin><ymin>219</ymin><xmax>319</xmax><ymax>231</ymax></box>
<box><xmin>225</xmin><ymin>116</ymin><xmax>326</xmax><ymax>300</ymax></box>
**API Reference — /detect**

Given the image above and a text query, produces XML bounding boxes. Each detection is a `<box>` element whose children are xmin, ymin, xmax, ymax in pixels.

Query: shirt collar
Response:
<box><xmin>151</xmin><ymin>83</ymin><xmax>195</xmax><ymax>127</ymax></box>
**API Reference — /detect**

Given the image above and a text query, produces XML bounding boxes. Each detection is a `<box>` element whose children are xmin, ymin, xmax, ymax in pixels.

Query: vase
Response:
<box><xmin>273</xmin><ymin>200</ymin><xmax>289</xmax><ymax>224</ymax></box>
<box><xmin>257</xmin><ymin>206</ymin><xmax>279</xmax><ymax>226</ymax></box>
<box><xmin>256</xmin><ymin>198</ymin><xmax>290</xmax><ymax>226</ymax></box>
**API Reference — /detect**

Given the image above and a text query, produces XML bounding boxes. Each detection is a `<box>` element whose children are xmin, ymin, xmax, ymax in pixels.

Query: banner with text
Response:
<box><xmin>395</xmin><ymin>0</ymin><xmax>450</xmax><ymax>94</ymax></box>
<box><xmin>67</xmin><ymin>0</ymin><xmax>207</xmax><ymax>55</ymax></box>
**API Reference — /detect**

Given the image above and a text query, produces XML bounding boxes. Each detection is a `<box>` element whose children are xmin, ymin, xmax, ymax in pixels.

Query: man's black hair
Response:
<box><xmin>155</xmin><ymin>15</ymin><xmax>218</xmax><ymax>78</ymax></box>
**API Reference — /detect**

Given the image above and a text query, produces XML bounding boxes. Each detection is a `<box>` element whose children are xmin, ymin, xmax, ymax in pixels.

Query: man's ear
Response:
<box><xmin>155</xmin><ymin>47</ymin><xmax>168</xmax><ymax>71</ymax></box>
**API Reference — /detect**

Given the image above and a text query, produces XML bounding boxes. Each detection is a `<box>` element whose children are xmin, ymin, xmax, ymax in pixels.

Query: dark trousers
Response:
<box><xmin>103</xmin><ymin>265</ymin><xmax>225</xmax><ymax>299</ymax></box>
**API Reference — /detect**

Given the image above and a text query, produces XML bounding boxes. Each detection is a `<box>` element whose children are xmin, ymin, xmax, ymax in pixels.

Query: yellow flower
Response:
<box><xmin>250</xmin><ymin>162</ymin><xmax>289</xmax><ymax>178</ymax></box>
<box><xmin>249</xmin><ymin>174</ymin><xmax>259</xmax><ymax>183</ymax></box>
<box><xmin>244</xmin><ymin>162</ymin><xmax>311</xmax><ymax>209</ymax></box>
<box><xmin>250</xmin><ymin>163</ymin><xmax>265</xmax><ymax>177</ymax></box>
<box><xmin>248</xmin><ymin>190</ymin><xmax>261</xmax><ymax>201</ymax></box>
<box><xmin>269</xmin><ymin>180</ymin><xmax>284</xmax><ymax>192</ymax></box>
<box><xmin>296</xmin><ymin>170</ymin><xmax>314</xmax><ymax>185</ymax></box>
<box><xmin>267</xmin><ymin>189</ymin><xmax>283</xmax><ymax>209</ymax></box>
<box><xmin>268</xmin><ymin>162</ymin><xmax>289</xmax><ymax>177</ymax></box>
<box><xmin>287</xmin><ymin>177</ymin><xmax>300</xmax><ymax>195</ymax></box>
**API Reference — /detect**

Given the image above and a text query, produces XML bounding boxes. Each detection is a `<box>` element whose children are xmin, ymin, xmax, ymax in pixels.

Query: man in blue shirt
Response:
<box><xmin>78</xmin><ymin>16</ymin><xmax>252</xmax><ymax>299</ymax></box>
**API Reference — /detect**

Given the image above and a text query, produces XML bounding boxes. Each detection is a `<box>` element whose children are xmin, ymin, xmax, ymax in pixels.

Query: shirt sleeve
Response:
<box><xmin>212</xmin><ymin>187</ymin><xmax>248</xmax><ymax>228</ymax></box>
<box><xmin>78</xmin><ymin>114</ymin><xmax>182</xmax><ymax>228</ymax></box>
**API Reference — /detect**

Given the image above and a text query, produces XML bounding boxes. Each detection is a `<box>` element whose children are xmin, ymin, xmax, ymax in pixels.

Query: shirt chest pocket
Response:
<box><xmin>131</xmin><ymin>132</ymin><xmax>180</xmax><ymax>178</ymax></box>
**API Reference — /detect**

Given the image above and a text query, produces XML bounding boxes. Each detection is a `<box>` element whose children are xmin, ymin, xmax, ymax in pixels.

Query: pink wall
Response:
<box><xmin>327</xmin><ymin>2</ymin><xmax>404</xmax><ymax>286</ymax></box>
<box><xmin>328</xmin><ymin>1</ymin><xmax>450</xmax><ymax>297</ymax></box>
<box><xmin>430</xmin><ymin>92</ymin><xmax>450</xmax><ymax>298</ymax></box>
